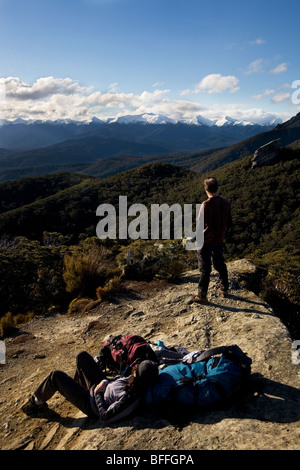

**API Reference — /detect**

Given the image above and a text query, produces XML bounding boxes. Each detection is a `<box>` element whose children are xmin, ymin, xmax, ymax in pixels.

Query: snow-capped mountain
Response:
<box><xmin>105</xmin><ymin>113</ymin><xmax>283</xmax><ymax>127</ymax></box>
<box><xmin>214</xmin><ymin>116</ymin><xmax>252</xmax><ymax>127</ymax></box>
<box><xmin>185</xmin><ymin>114</ymin><xmax>283</xmax><ymax>127</ymax></box>
<box><xmin>107</xmin><ymin>113</ymin><xmax>176</xmax><ymax>125</ymax></box>
<box><xmin>1</xmin><ymin>112</ymin><xmax>284</xmax><ymax>128</ymax></box>
<box><xmin>184</xmin><ymin>115</ymin><xmax>217</xmax><ymax>127</ymax></box>
<box><xmin>0</xmin><ymin>112</ymin><xmax>285</xmax><ymax>151</ymax></box>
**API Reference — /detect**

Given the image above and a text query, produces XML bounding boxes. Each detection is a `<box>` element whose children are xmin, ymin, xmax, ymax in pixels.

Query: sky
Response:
<box><xmin>0</xmin><ymin>0</ymin><xmax>300</xmax><ymax>124</ymax></box>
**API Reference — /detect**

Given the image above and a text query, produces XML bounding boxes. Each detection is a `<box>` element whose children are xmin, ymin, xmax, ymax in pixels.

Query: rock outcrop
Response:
<box><xmin>0</xmin><ymin>259</ymin><xmax>299</xmax><ymax>451</ymax></box>
<box><xmin>251</xmin><ymin>139</ymin><xmax>281</xmax><ymax>168</ymax></box>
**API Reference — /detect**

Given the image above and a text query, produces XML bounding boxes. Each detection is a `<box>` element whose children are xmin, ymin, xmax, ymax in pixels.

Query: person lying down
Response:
<box><xmin>21</xmin><ymin>351</ymin><xmax>159</xmax><ymax>424</ymax></box>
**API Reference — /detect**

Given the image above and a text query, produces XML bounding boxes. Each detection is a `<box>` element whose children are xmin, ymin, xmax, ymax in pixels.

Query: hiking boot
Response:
<box><xmin>218</xmin><ymin>288</ymin><xmax>228</xmax><ymax>298</ymax></box>
<box><xmin>21</xmin><ymin>396</ymin><xmax>48</xmax><ymax>415</ymax></box>
<box><xmin>189</xmin><ymin>295</ymin><xmax>208</xmax><ymax>305</ymax></box>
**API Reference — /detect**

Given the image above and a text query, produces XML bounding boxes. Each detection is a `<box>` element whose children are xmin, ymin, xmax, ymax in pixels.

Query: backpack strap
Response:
<box><xmin>193</xmin><ymin>346</ymin><xmax>230</xmax><ymax>363</ymax></box>
<box><xmin>194</xmin><ymin>344</ymin><xmax>252</xmax><ymax>372</ymax></box>
<box><xmin>179</xmin><ymin>374</ymin><xmax>205</xmax><ymax>385</ymax></box>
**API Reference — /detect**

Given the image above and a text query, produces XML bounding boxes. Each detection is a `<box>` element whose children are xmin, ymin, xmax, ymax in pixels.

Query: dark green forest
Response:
<box><xmin>0</xmin><ymin>141</ymin><xmax>299</xmax><ymax>338</ymax></box>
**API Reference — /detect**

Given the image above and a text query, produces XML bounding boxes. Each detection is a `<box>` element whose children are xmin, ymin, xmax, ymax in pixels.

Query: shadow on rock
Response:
<box><xmin>191</xmin><ymin>373</ymin><xmax>300</xmax><ymax>426</ymax></box>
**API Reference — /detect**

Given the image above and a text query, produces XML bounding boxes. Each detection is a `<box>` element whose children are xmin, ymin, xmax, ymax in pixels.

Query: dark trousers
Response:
<box><xmin>34</xmin><ymin>351</ymin><xmax>105</xmax><ymax>417</ymax></box>
<box><xmin>197</xmin><ymin>243</ymin><xmax>229</xmax><ymax>297</ymax></box>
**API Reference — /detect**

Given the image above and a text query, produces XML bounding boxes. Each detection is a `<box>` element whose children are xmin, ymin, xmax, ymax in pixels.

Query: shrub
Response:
<box><xmin>117</xmin><ymin>239</ymin><xmax>188</xmax><ymax>281</ymax></box>
<box><xmin>0</xmin><ymin>236</ymin><xmax>68</xmax><ymax>317</ymax></box>
<box><xmin>96</xmin><ymin>275</ymin><xmax>120</xmax><ymax>301</ymax></box>
<box><xmin>0</xmin><ymin>312</ymin><xmax>15</xmax><ymax>338</ymax></box>
<box><xmin>157</xmin><ymin>259</ymin><xmax>186</xmax><ymax>282</ymax></box>
<box><xmin>63</xmin><ymin>242</ymin><xmax>120</xmax><ymax>298</ymax></box>
<box><xmin>0</xmin><ymin>311</ymin><xmax>34</xmax><ymax>338</ymax></box>
<box><xmin>67</xmin><ymin>297</ymin><xmax>93</xmax><ymax>315</ymax></box>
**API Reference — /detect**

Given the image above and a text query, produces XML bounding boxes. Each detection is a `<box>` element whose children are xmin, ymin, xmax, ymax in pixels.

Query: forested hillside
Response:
<box><xmin>0</xmin><ymin>141</ymin><xmax>299</xmax><ymax>338</ymax></box>
<box><xmin>0</xmin><ymin>172</ymin><xmax>90</xmax><ymax>214</ymax></box>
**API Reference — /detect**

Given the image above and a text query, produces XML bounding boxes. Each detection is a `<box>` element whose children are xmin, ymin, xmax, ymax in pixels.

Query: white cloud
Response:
<box><xmin>271</xmin><ymin>92</ymin><xmax>291</xmax><ymax>103</ymax></box>
<box><xmin>280</xmin><ymin>83</ymin><xmax>292</xmax><ymax>89</ymax></box>
<box><xmin>0</xmin><ymin>77</ymin><xmax>179</xmax><ymax>121</ymax></box>
<box><xmin>86</xmin><ymin>90</ymin><xmax>134</xmax><ymax>107</ymax></box>
<box><xmin>190</xmin><ymin>103</ymin><xmax>291</xmax><ymax>126</ymax></box>
<box><xmin>133</xmin><ymin>98</ymin><xmax>204</xmax><ymax>122</ymax></box>
<box><xmin>152</xmin><ymin>81</ymin><xmax>165</xmax><ymax>88</ymax></box>
<box><xmin>270</xmin><ymin>62</ymin><xmax>288</xmax><ymax>74</ymax></box>
<box><xmin>183</xmin><ymin>74</ymin><xmax>240</xmax><ymax>95</ymax></box>
<box><xmin>3</xmin><ymin>76</ymin><xmax>91</xmax><ymax>100</ymax></box>
<box><xmin>250</xmin><ymin>38</ymin><xmax>266</xmax><ymax>45</ymax></box>
<box><xmin>0</xmin><ymin>81</ymin><xmax>5</xmax><ymax>122</ymax></box>
<box><xmin>245</xmin><ymin>58</ymin><xmax>264</xmax><ymax>75</ymax></box>
<box><xmin>108</xmin><ymin>82</ymin><xmax>119</xmax><ymax>92</ymax></box>
<box><xmin>0</xmin><ymin>75</ymin><xmax>293</xmax><ymax>125</ymax></box>
<box><xmin>252</xmin><ymin>89</ymin><xmax>275</xmax><ymax>100</ymax></box>
<box><xmin>180</xmin><ymin>88</ymin><xmax>192</xmax><ymax>96</ymax></box>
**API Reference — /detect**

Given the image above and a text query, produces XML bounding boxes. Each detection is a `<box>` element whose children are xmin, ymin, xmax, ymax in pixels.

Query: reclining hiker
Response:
<box><xmin>21</xmin><ymin>351</ymin><xmax>158</xmax><ymax>424</ymax></box>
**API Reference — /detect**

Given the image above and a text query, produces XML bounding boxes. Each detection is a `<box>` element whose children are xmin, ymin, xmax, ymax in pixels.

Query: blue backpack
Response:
<box><xmin>146</xmin><ymin>344</ymin><xmax>252</xmax><ymax>408</ymax></box>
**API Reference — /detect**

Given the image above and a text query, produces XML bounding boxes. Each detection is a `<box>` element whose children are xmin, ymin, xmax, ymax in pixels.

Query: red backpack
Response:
<box><xmin>96</xmin><ymin>334</ymin><xmax>158</xmax><ymax>375</ymax></box>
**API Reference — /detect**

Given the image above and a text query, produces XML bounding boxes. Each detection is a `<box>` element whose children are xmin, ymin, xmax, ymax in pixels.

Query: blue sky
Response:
<box><xmin>0</xmin><ymin>0</ymin><xmax>299</xmax><ymax>123</ymax></box>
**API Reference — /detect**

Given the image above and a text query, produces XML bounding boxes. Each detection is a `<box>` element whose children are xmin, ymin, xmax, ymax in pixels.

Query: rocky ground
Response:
<box><xmin>0</xmin><ymin>259</ymin><xmax>299</xmax><ymax>451</ymax></box>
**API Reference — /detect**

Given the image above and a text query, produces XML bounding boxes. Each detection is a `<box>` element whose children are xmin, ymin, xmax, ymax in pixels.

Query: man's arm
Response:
<box><xmin>94</xmin><ymin>389</ymin><xmax>141</xmax><ymax>424</ymax></box>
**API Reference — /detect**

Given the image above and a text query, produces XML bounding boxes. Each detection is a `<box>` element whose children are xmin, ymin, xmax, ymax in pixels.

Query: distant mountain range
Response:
<box><xmin>0</xmin><ymin>113</ymin><xmax>279</xmax><ymax>152</ymax></box>
<box><xmin>1</xmin><ymin>111</ymin><xmax>283</xmax><ymax>129</ymax></box>
<box><xmin>105</xmin><ymin>112</ymin><xmax>283</xmax><ymax>127</ymax></box>
<box><xmin>0</xmin><ymin>112</ymin><xmax>299</xmax><ymax>183</ymax></box>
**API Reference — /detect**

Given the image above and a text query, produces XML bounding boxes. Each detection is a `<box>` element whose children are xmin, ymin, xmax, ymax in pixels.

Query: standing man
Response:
<box><xmin>192</xmin><ymin>177</ymin><xmax>232</xmax><ymax>304</ymax></box>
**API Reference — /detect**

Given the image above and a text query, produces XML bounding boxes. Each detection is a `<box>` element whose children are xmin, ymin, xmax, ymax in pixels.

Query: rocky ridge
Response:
<box><xmin>251</xmin><ymin>139</ymin><xmax>281</xmax><ymax>168</ymax></box>
<box><xmin>0</xmin><ymin>259</ymin><xmax>299</xmax><ymax>451</ymax></box>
